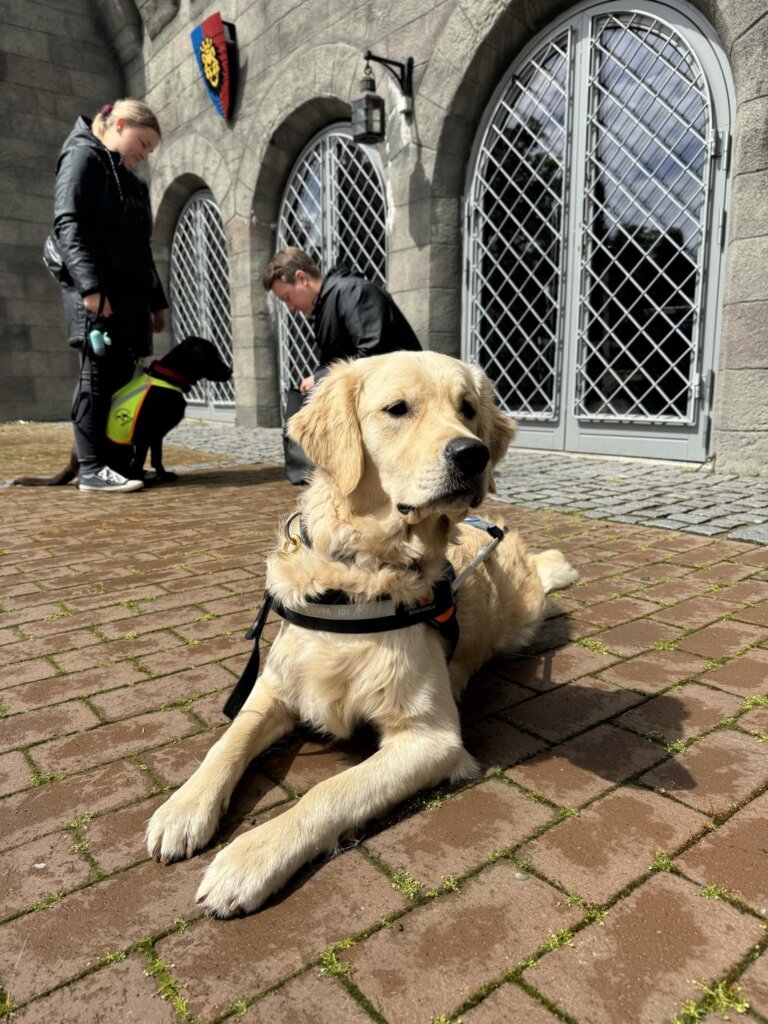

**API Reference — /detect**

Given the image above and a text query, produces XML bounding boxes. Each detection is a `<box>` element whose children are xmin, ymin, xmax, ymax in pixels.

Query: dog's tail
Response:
<box><xmin>533</xmin><ymin>549</ymin><xmax>580</xmax><ymax>594</ymax></box>
<box><xmin>9</xmin><ymin>449</ymin><xmax>79</xmax><ymax>487</ymax></box>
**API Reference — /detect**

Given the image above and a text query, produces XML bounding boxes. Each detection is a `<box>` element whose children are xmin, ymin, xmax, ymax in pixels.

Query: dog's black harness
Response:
<box><xmin>222</xmin><ymin>514</ymin><xmax>506</xmax><ymax>720</ymax></box>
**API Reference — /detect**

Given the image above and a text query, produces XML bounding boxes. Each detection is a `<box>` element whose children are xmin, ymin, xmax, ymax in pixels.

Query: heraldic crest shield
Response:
<box><xmin>191</xmin><ymin>13</ymin><xmax>238</xmax><ymax>120</ymax></box>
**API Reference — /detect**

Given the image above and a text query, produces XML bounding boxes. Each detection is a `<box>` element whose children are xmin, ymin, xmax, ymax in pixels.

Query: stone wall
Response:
<box><xmin>0</xmin><ymin>0</ymin><xmax>139</xmax><ymax>422</ymax></box>
<box><xmin>4</xmin><ymin>0</ymin><xmax>768</xmax><ymax>474</ymax></box>
<box><xmin>708</xmin><ymin>1</ymin><xmax>768</xmax><ymax>474</ymax></box>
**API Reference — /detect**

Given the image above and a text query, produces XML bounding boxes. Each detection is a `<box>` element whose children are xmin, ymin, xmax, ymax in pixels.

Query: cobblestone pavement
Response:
<box><xmin>1</xmin><ymin>422</ymin><xmax>768</xmax><ymax>1024</ymax></box>
<box><xmin>166</xmin><ymin>420</ymin><xmax>768</xmax><ymax>545</ymax></box>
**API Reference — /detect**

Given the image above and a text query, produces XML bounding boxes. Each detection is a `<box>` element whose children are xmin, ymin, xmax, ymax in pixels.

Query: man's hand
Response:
<box><xmin>152</xmin><ymin>309</ymin><xmax>168</xmax><ymax>333</ymax></box>
<box><xmin>299</xmin><ymin>375</ymin><xmax>316</xmax><ymax>395</ymax></box>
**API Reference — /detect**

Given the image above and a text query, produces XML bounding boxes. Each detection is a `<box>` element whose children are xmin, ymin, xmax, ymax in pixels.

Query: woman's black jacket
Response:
<box><xmin>53</xmin><ymin>116</ymin><xmax>166</xmax><ymax>312</ymax></box>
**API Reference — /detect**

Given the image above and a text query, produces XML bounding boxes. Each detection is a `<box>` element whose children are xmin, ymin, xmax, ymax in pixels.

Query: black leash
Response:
<box><xmin>221</xmin><ymin>592</ymin><xmax>274</xmax><ymax>720</ymax></box>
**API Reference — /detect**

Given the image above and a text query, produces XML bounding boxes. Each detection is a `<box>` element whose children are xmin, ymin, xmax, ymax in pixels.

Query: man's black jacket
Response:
<box><xmin>311</xmin><ymin>266</ymin><xmax>421</xmax><ymax>373</ymax></box>
<box><xmin>53</xmin><ymin>116</ymin><xmax>166</xmax><ymax>310</ymax></box>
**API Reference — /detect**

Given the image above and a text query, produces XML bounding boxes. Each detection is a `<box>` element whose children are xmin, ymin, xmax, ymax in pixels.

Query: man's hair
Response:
<box><xmin>262</xmin><ymin>247</ymin><xmax>322</xmax><ymax>290</ymax></box>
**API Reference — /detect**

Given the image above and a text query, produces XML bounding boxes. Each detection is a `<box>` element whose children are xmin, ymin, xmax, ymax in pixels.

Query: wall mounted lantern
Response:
<box><xmin>351</xmin><ymin>49</ymin><xmax>414</xmax><ymax>145</ymax></box>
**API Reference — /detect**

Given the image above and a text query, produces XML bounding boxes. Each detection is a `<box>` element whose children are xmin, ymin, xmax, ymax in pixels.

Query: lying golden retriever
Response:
<box><xmin>146</xmin><ymin>351</ymin><xmax>578</xmax><ymax>916</ymax></box>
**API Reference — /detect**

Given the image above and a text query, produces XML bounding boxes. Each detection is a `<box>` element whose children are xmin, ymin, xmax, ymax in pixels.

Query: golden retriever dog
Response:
<box><xmin>146</xmin><ymin>351</ymin><xmax>578</xmax><ymax>917</ymax></box>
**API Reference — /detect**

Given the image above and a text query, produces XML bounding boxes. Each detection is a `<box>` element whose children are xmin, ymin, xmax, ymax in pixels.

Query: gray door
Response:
<box><xmin>169</xmin><ymin>190</ymin><xmax>235</xmax><ymax>420</ymax></box>
<box><xmin>464</xmin><ymin>1</ymin><xmax>734</xmax><ymax>461</ymax></box>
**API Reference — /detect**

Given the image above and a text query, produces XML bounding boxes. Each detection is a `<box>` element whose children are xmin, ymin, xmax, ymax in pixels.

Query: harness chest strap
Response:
<box><xmin>222</xmin><ymin>516</ymin><xmax>505</xmax><ymax>721</ymax></box>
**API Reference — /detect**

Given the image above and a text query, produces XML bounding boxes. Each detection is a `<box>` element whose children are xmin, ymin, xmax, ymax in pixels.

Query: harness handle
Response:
<box><xmin>451</xmin><ymin>523</ymin><xmax>506</xmax><ymax>593</ymax></box>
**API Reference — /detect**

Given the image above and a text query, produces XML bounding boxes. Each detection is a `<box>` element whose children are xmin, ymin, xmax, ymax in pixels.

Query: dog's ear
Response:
<box><xmin>288</xmin><ymin>363</ymin><xmax>364</xmax><ymax>495</ymax></box>
<box><xmin>470</xmin><ymin>365</ymin><xmax>517</xmax><ymax>467</ymax></box>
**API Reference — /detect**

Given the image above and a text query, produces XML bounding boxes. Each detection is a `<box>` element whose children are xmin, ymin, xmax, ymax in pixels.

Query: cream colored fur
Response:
<box><xmin>146</xmin><ymin>351</ymin><xmax>578</xmax><ymax>917</ymax></box>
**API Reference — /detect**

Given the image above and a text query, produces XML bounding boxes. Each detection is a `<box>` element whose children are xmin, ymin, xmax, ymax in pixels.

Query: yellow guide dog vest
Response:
<box><xmin>106</xmin><ymin>372</ymin><xmax>183</xmax><ymax>445</ymax></box>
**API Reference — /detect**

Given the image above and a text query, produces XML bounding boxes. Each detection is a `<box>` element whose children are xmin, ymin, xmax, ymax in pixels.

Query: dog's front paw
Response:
<box><xmin>195</xmin><ymin>818</ymin><xmax>296</xmax><ymax>918</ymax></box>
<box><xmin>146</xmin><ymin>788</ymin><xmax>222</xmax><ymax>864</ymax></box>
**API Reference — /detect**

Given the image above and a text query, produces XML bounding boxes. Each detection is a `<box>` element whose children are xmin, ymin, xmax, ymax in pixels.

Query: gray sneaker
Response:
<box><xmin>78</xmin><ymin>466</ymin><xmax>144</xmax><ymax>493</ymax></box>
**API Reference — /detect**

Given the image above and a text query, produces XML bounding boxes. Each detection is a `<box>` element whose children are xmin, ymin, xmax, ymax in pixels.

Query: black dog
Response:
<box><xmin>11</xmin><ymin>337</ymin><xmax>232</xmax><ymax>487</ymax></box>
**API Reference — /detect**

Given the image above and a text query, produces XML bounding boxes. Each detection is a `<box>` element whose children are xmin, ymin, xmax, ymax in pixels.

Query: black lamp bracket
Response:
<box><xmin>363</xmin><ymin>50</ymin><xmax>414</xmax><ymax>100</ymax></box>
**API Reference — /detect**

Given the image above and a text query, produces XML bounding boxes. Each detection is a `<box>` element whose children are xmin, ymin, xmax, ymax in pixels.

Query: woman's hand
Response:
<box><xmin>82</xmin><ymin>293</ymin><xmax>112</xmax><ymax>317</ymax></box>
<box><xmin>152</xmin><ymin>309</ymin><xmax>167</xmax><ymax>333</ymax></box>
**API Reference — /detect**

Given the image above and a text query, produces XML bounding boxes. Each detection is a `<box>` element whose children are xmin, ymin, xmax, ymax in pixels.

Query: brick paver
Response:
<box><xmin>529</xmin><ymin>873</ymin><xmax>765</xmax><ymax>1024</ymax></box>
<box><xmin>517</xmin><ymin>786</ymin><xmax>706</xmax><ymax>904</ymax></box>
<box><xmin>1</xmin><ymin>425</ymin><xmax>767</xmax><ymax>1022</ymax></box>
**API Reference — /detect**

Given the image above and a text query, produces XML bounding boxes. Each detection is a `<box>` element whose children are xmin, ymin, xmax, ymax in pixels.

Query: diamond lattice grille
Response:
<box><xmin>466</xmin><ymin>32</ymin><xmax>571</xmax><ymax>419</ymax></box>
<box><xmin>169</xmin><ymin>192</ymin><xmax>235</xmax><ymax>407</ymax></box>
<box><xmin>276</xmin><ymin>128</ymin><xmax>387</xmax><ymax>394</ymax></box>
<box><xmin>576</xmin><ymin>13</ymin><xmax>710</xmax><ymax>423</ymax></box>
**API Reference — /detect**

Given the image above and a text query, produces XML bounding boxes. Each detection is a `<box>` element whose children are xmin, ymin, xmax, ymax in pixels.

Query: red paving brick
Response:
<box><xmin>2</xmin><ymin>428</ymin><xmax>768</xmax><ymax>1022</ymax></box>
<box><xmin>30</xmin><ymin>709</ymin><xmax>202</xmax><ymax>776</ymax></box>
<box><xmin>699</xmin><ymin>648</ymin><xmax>768</xmax><ymax>696</ymax></box>
<box><xmin>0</xmin><ymin>760</ymin><xmax>152</xmax><ymax>851</ymax></box>
<box><xmin>640</xmin><ymin>730</ymin><xmax>768</xmax><ymax>815</ymax></box>
<box><xmin>240</xmin><ymin>969</ymin><xmax>373</xmax><ymax>1022</ymax></box>
<box><xmin>739</xmin><ymin>954</ymin><xmax>768</xmax><ymax>1019</ymax></box>
<box><xmin>0</xmin><ymin>831</ymin><xmax>93</xmax><ymax>921</ymax></box>
<box><xmin>529</xmin><ymin>873</ymin><xmax>765</xmax><ymax>1024</ymax></box>
<box><xmin>344</xmin><ymin>863</ymin><xmax>582</xmax><ymax>1023</ymax></box>
<box><xmin>366</xmin><ymin>779</ymin><xmax>555</xmax><ymax>886</ymax></box>
<box><xmin>676</xmin><ymin>619</ymin><xmax>766</xmax><ymax>659</ymax></box>
<box><xmin>9</xmin><ymin>955</ymin><xmax>179</xmax><ymax>1023</ymax></box>
<box><xmin>0</xmin><ymin>750</ymin><xmax>31</xmax><ymax>796</ymax></box>
<box><xmin>517</xmin><ymin>786</ymin><xmax>706</xmax><ymax>904</ymax></box>
<box><xmin>617</xmin><ymin>682</ymin><xmax>743</xmax><ymax>743</ymax></box>
<box><xmin>462</xmin><ymin>982</ymin><xmax>564</xmax><ymax>1023</ymax></box>
<box><xmin>0</xmin><ymin>858</ymin><xmax>207</xmax><ymax>1003</ymax></box>
<box><xmin>507</xmin><ymin>723</ymin><xmax>663</xmax><ymax>805</ymax></box>
<box><xmin>156</xmin><ymin>852</ymin><xmax>406</xmax><ymax>1020</ymax></box>
<box><xmin>677</xmin><ymin>789</ymin><xmax>768</xmax><ymax>915</ymax></box>
<box><xmin>503</xmin><ymin>645</ymin><xmax>621</xmax><ymax>691</ymax></box>
<box><xmin>0</xmin><ymin>700</ymin><xmax>101</xmax><ymax>752</ymax></box>
<box><xmin>597</xmin><ymin>648</ymin><xmax>708</xmax><ymax>693</ymax></box>
<box><xmin>501</xmin><ymin>677</ymin><xmax>646</xmax><ymax>741</ymax></box>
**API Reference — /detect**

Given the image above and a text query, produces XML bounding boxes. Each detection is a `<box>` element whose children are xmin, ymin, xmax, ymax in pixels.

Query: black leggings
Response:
<box><xmin>61</xmin><ymin>284</ymin><xmax>152</xmax><ymax>473</ymax></box>
<box><xmin>72</xmin><ymin>340</ymin><xmax>136</xmax><ymax>473</ymax></box>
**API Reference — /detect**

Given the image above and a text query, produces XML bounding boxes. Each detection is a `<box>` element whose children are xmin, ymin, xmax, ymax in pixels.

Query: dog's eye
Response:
<box><xmin>461</xmin><ymin>400</ymin><xmax>477</xmax><ymax>419</ymax></box>
<box><xmin>384</xmin><ymin>401</ymin><xmax>409</xmax><ymax>418</ymax></box>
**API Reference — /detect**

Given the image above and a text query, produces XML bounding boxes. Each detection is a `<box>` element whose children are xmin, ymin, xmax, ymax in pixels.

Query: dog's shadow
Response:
<box><xmin>149</xmin><ymin>464</ymin><xmax>287</xmax><ymax>489</ymax></box>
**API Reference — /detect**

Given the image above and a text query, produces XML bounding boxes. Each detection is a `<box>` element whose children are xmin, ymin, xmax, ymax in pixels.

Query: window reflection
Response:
<box><xmin>578</xmin><ymin>14</ymin><xmax>709</xmax><ymax>420</ymax></box>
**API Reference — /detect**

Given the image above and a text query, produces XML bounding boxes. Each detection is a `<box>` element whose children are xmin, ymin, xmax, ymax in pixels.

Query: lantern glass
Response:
<box><xmin>351</xmin><ymin>92</ymin><xmax>386</xmax><ymax>144</ymax></box>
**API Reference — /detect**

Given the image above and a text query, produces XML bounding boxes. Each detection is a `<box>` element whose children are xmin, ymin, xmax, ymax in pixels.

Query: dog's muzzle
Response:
<box><xmin>397</xmin><ymin>439</ymin><xmax>490</xmax><ymax>517</ymax></box>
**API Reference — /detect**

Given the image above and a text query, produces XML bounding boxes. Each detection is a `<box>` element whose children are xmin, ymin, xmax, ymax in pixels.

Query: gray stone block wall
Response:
<box><xmin>0</xmin><ymin>0</ymin><xmax>127</xmax><ymax>423</ymax></box>
<box><xmin>4</xmin><ymin>0</ymin><xmax>768</xmax><ymax>475</ymax></box>
<box><xmin>711</xmin><ymin>3</ymin><xmax>768</xmax><ymax>474</ymax></box>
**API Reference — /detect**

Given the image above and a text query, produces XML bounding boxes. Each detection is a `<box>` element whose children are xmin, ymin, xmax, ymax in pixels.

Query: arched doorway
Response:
<box><xmin>169</xmin><ymin>190</ymin><xmax>235</xmax><ymax>418</ymax></box>
<box><xmin>275</xmin><ymin>124</ymin><xmax>387</xmax><ymax>394</ymax></box>
<box><xmin>464</xmin><ymin>1</ymin><xmax>734</xmax><ymax>461</ymax></box>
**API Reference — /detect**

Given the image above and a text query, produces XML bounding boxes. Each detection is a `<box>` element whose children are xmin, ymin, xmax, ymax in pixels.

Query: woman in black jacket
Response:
<box><xmin>53</xmin><ymin>99</ymin><xmax>168</xmax><ymax>492</ymax></box>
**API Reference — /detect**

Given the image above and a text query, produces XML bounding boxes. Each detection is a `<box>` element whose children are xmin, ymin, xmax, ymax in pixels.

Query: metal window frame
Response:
<box><xmin>274</xmin><ymin>123</ymin><xmax>388</xmax><ymax>400</ymax></box>
<box><xmin>462</xmin><ymin>0</ymin><xmax>734</xmax><ymax>462</ymax></box>
<box><xmin>169</xmin><ymin>189</ymin><xmax>235</xmax><ymax>418</ymax></box>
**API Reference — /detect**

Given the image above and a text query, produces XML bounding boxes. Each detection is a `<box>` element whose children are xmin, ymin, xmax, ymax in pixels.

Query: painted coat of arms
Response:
<box><xmin>191</xmin><ymin>13</ymin><xmax>238</xmax><ymax>120</ymax></box>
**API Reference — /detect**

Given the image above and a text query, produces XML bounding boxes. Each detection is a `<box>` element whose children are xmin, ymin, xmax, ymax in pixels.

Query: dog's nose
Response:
<box><xmin>444</xmin><ymin>437</ymin><xmax>489</xmax><ymax>476</ymax></box>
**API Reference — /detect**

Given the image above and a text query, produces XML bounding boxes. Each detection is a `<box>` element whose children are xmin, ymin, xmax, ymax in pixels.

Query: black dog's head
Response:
<box><xmin>160</xmin><ymin>337</ymin><xmax>233</xmax><ymax>388</ymax></box>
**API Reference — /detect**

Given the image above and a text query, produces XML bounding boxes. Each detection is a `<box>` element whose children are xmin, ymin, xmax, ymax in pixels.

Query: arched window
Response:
<box><xmin>170</xmin><ymin>190</ymin><xmax>235</xmax><ymax>417</ymax></box>
<box><xmin>275</xmin><ymin>124</ymin><xmax>387</xmax><ymax>393</ymax></box>
<box><xmin>464</xmin><ymin>1</ymin><xmax>733</xmax><ymax>461</ymax></box>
